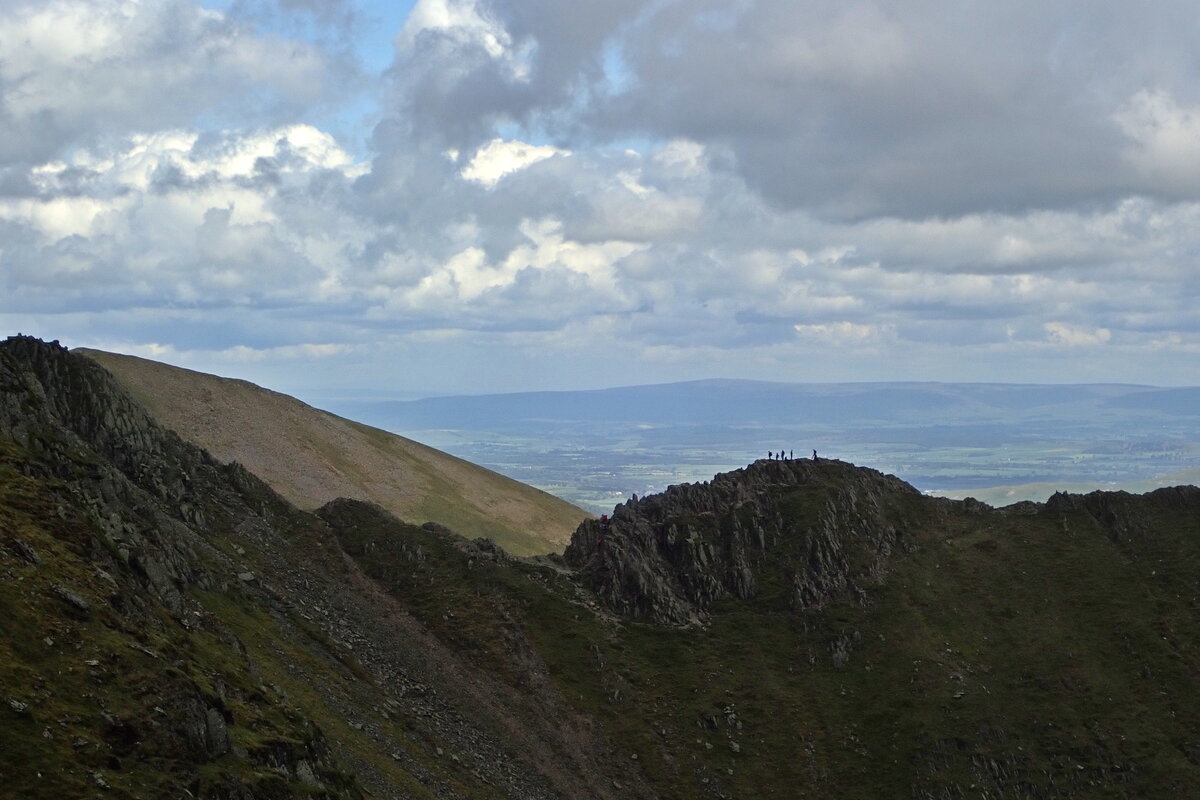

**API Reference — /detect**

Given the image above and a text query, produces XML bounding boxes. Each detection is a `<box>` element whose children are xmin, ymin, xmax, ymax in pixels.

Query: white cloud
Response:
<box><xmin>1044</xmin><ymin>322</ymin><xmax>1112</xmax><ymax>347</ymax></box>
<box><xmin>397</xmin><ymin>0</ymin><xmax>533</xmax><ymax>82</ymax></box>
<box><xmin>1144</xmin><ymin>333</ymin><xmax>1200</xmax><ymax>353</ymax></box>
<box><xmin>74</xmin><ymin>338</ymin><xmax>353</xmax><ymax>366</ymax></box>
<box><xmin>1116</xmin><ymin>89</ymin><xmax>1200</xmax><ymax>192</ymax></box>
<box><xmin>460</xmin><ymin>139</ymin><xmax>567</xmax><ymax>188</ymax></box>
<box><xmin>652</xmin><ymin>140</ymin><xmax>707</xmax><ymax>178</ymax></box>
<box><xmin>0</xmin><ymin>124</ymin><xmax>367</xmax><ymax>305</ymax></box>
<box><xmin>400</xmin><ymin>0</ymin><xmax>510</xmax><ymax>58</ymax></box>
<box><xmin>0</xmin><ymin>0</ymin><xmax>342</xmax><ymax>166</ymax></box>
<box><xmin>215</xmin><ymin>342</ymin><xmax>356</xmax><ymax>362</ymax></box>
<box><xmin>6</xmin><ymin>0</ymin><xmax>1200</xmax><ymax>393</ymax></box>
<box><xmin>373</xmin><ymin>217</ymin><xmax>644</xmax><ymax>317</ymax></box>
<box><xmin>793</xmin><ymin>321</ymin><xmax>893</xmax><ymax>345</ymax></box>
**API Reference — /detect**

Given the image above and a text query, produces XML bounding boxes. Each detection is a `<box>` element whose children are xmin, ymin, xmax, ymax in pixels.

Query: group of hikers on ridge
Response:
<box><xmin>766</xmin><ymin>449</ymin><xmax>818</xmax><ymax>461</ymax></box>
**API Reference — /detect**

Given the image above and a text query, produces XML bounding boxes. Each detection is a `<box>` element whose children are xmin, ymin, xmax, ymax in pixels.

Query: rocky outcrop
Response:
<box><xmin>1045</xmin><ymin>484</ymin><xmax>1200</xmax><ymax>541</ymax></box>
<box><xmin>564</xmin><ymin>458</ymin><xmax>919</xmax><ymax>624</ymax></box>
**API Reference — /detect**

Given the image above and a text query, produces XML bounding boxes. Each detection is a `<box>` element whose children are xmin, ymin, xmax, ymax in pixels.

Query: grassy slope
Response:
<box><xmin>335</xmin><ymin>479</ymin><xmax>1200</xmax><ymax>798</ymax></box>
<box><xmin>77</xmin><ymin>348</ymin><xmax>588</xmax><ymax>557</ymax></box>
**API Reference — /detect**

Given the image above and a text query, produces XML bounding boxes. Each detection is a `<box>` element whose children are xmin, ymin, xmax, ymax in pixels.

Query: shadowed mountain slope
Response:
<box><xmin>6</xmin><ymin>336</ymin><xmax>1200</xmax><ymax>799</ymax></box>
<box><xmin>0</xmin><ymin>336</ymin><xmax>644</xmax><ymax>799</ymax></box>
<box><xmin>76</xmin><ymin>348</ymin><xmax>588</xmax><ymax>556</ymax></box>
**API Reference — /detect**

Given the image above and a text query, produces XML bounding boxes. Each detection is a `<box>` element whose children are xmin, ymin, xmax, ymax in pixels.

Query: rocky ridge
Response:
<box><xmin>565</xmin><ymin>457</ymin><xmax>919</xmax><ymax>624</ymax></box>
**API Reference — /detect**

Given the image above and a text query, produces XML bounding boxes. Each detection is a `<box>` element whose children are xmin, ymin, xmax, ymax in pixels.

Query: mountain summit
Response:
<box><xmin>566</xmin><ymin>457</ymin><xmax>918</xmax><ymax>624</ymax></box>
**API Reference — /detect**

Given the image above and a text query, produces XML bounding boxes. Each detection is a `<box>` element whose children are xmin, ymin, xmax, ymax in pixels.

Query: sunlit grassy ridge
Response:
<box><xmin>78</xmin><ymin>348</ymin><xmax>588</xmax><ymax>556</ymax></box>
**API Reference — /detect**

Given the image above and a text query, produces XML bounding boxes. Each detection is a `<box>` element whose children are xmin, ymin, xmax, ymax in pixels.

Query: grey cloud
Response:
<box><xmin>386</xmin><ymin>0</ymin><xmax>1200</xmax><ymax>219</ymax></box>
<box><xmin>383</xmin><ymin>0</ymin><xmax>651</xmax><ymax>152</ymax></box>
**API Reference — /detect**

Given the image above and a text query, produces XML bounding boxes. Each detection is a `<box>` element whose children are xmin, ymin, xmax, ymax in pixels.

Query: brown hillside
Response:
<box><xmin>77</xmin><ymin>348</ymin><xmax>588</xmax><ymax>555</ymax></box>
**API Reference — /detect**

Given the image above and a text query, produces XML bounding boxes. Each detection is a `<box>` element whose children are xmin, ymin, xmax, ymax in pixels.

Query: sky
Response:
<box><xmin>2</xmin><ymin>0</ymin><xmax>1199</xmax><ymax>400</ymax></box>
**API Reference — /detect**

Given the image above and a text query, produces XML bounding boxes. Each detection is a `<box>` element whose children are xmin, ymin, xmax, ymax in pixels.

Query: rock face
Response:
<box><xmin>564</xmin><ymin>458</ymin><xmax>919</xmax><ymax>624</ymax></box>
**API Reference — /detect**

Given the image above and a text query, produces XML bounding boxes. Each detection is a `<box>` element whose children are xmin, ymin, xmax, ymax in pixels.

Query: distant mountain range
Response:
<box><xmin>335</xmin><ymin>379</ymin><xmax>1200</xmax><ymax>429</ymax></box>
<box><xmin>5</xmin><ymin>335</ymin><xmax>1200</xmax><ymax>799</ymax></box>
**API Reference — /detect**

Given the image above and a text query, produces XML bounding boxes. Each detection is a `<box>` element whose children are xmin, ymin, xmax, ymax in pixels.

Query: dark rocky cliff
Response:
<box><xmin>564</xmin><ymin>458</ymin><xmax>920</xmax><ymax>624</ymax></box>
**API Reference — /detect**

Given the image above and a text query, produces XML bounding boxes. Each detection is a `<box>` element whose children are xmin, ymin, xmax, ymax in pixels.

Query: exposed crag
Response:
<box><xmin>0</xmin><ymin>336</ymin><xmax>364</xmax><ymax>798</ymax></box>
<box><xmin>565</xmin><ymin>458</ymin><xmax>919</xmax><ymax>624</ymax></box>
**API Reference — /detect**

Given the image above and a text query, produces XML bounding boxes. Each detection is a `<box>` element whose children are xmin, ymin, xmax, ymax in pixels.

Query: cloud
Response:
<box><xmin>0</xmin><ymin>0</ymin><xmax>347</xmax><ymax>168</ymax></box>
<box><xmin>400</xmin><ymin>0</ymin><xmax>517</xmax><ymax>61</ymax></box>
<box><xmin>379</xmin><ymin>0</ymin><xmax>1200</xmax><ymax>219</ymax></box>
<box><xmin>460</xmin><ymin>139</ymin><xmax>568</xmax><ymax>187</ymax></box>
<box><xmin>1044</xmin><ymin>322</ymin><xmax>1112</xmax><ymax>347</ymax></box>
<box><xmin>1116</xmin><ymin>89</ymin><xmax>1200</xmax><ymax>195</ymax></box>
<box><xmin>793</xmin><ymin>321</ymin><xmax>893</xmax><ymax>346</ymax></box>
<box><xmin>0</xmin><ymin>125</ymin><xmax>366</xmax><ymax>311</ymax></box>
<box><xmin>366</xmin><ymin>216</ymin><xmax>645</xmax><ymax>322</ymax></box>
<box><xmin>5</xmin><ymin>1</ymin><xmax>1200</xmax><ymax>393</ymax></box>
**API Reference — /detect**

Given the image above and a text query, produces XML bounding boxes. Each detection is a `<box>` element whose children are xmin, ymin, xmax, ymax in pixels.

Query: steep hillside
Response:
<box><xmin>76</xmin><ymin>348</ymin><xmax>587</xmax><ymax>556</ymax></box>
<box><xmin>7</xmin><ymin>335</ymin><xmax>1200</xmax><ymax>799</ymax></box>
<box><xmin>0</xmin><ymin>336</ymin><xmax>644</xmax><ymax>799</ymax></box>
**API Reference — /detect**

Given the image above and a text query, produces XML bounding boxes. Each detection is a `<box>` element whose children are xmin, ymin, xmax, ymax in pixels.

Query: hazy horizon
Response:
<box><xmin>319</xmin><ymin>377</ymin><xmax>1200</xmax><ymax>513</ymax></box>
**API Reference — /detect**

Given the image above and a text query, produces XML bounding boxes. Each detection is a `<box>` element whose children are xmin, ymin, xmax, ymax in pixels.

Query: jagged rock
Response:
<box><xmin>564</xmin><ymin>458</ymin><xmax>917</xmax><ymax>624</ymax></box>
<box><xmin>8</xmin><ymin>335</ymin><xmax>1200</xmax><ymax>800</ymax></box>
<box><xmin>295</xmin><ymin>759</ymin><xmax>323</xmax><ymax>788</ymax></box>
<box><xmin>205</xmin><ymin>707</ymin><xmax>231</xmax><ymax>757</ymax></box>
<box><xmin>3</xmin><ymin>536</ymin><xmax>41</xmax><ymax>565</ymax></box>
<box><xmin>51</xmin><ymin>584</ymin><xmax>90</xmax><ymax>617</ymax></box>
<box><xmin>1</xmin><ymin>336</ymin><xmax>651</xmax><ymax>800</ymax></box>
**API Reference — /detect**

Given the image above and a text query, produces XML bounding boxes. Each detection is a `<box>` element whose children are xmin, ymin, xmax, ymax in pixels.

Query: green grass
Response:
<box><xmin>331</xmin><ymin>471</ymin><xmax>1200</xmax><ymax>798</ymax></box>
<box><xmin>78</xmin><ymin>348</ymin><xmax>588</xmax><ymax>558</ymax></box>
<box><xmin>0</xmin><ymin>436</ymin><xmax>368</xmax><ymax>799</ymax></box>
